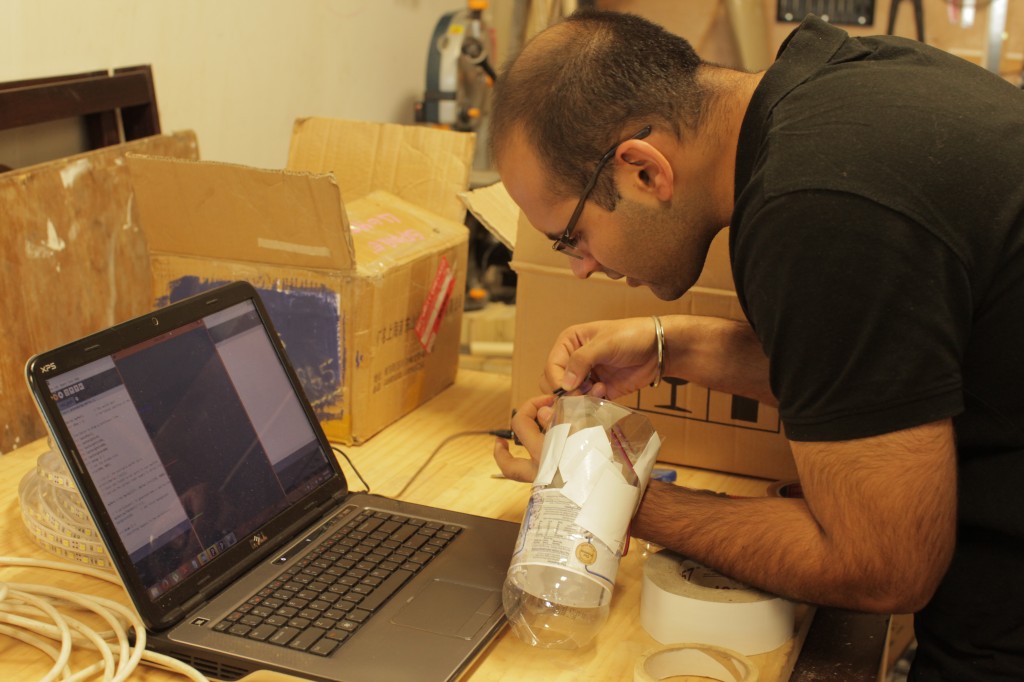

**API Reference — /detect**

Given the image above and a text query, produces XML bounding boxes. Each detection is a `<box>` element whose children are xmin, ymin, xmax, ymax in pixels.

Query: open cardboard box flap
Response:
<box><xmin>287</xmin><ymin>117</ymin><xmax>474</xmax><ymax>225</ymax></box>
<box><xmin>127</xmin><ymin>154</ymin><xmax>355</xmax><ymax>271</ymax></box>
<box><xmin>347</xmin><ymin>190</ymin><xmax>469</xmax><ymax>276</ymax></box>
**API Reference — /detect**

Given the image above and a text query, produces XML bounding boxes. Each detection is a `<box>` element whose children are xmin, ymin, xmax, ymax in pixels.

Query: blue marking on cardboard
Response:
<box><xmin>159</xmin><ymin>276</ymin><xmax>344</xmax><ymax>421</ymax></box>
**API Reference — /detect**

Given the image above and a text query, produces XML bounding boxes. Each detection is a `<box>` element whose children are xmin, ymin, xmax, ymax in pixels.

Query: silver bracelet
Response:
<box><xmin>650</xmin><ymin>315</ymin><xmax>665</xmax><ymax>388</ymax></box>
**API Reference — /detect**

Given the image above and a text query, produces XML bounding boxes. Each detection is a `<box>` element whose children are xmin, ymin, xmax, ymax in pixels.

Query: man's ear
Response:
<box><xmin>616</xmin><ymin>139</ymin><xmax>674</xmax><ymax>202</ymax></box>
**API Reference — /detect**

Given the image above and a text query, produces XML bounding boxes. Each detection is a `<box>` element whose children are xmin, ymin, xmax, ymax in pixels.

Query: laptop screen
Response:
<box><xmin>42</xmin><ymin>297</ymin><xmax>336</xmax><ymax>603</ymax></box>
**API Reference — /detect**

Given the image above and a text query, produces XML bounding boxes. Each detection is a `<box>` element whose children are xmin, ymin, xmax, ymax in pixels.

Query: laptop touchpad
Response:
<box><xmin>392</xmin><ymin>579</ymin><xmax>501</xmax><ymax>639</ymax></box>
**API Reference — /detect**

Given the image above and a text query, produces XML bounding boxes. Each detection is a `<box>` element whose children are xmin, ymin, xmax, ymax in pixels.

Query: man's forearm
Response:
<box><xmin>662</xmin><ymin>315</ymin><xmax>776</xmax><ymax>405</ymax></box>
<box><xmin>632</xmin><ymin>480</ymin><xmax>914</xmax><ymax>613</ymax></box>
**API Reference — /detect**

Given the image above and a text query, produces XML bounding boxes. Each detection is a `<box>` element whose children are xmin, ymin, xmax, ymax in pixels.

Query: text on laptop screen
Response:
<box><xmin>44</xmin><ymin>300</ymin><xmax>335</xmax><ymax>601</ymax></box>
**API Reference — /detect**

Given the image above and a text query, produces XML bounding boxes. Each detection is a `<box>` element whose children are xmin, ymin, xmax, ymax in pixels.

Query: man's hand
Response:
<box><xmin>544</xmin><ymin>317</ymin><xmax>661</xmax><ymax>398</ymax></box>
<box><xmin>544</xmin><ymin>314</ymin><xmax>776</xmax><ymax>406</ymax></box>
<box><xmin>493</xmin><ymin>394</ymin><xmax>557</xmax><ymax>482</ymax></box>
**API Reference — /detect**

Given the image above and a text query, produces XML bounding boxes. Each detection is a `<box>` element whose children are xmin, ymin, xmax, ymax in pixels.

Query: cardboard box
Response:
<box><xmin>128</xmin><ymin>120</ymin><xmax>474</xmax><ymax>444</ymax></box>
<box><xmin>505</xmin><ymin>204</ymin><xmax>795</xmax><ymax>480</ymax></box>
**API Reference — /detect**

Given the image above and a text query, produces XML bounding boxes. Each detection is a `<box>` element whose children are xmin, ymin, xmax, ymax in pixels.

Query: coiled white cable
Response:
<box><xmin>0</xmin><ymin>556</ymin><xmax>209</xmax><ymax>681</ymax></box>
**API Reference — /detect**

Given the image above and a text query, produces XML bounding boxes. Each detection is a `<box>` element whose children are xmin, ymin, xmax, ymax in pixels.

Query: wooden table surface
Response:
<box><xmin>0</xmin><ymin>369</ymin><xmax>815</xmax><ymax>681</ymax></box>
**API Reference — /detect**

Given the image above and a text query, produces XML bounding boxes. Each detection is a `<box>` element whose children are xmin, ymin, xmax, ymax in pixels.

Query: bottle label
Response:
<box><xmin>509</xmin><ymin>488</ymin><xmax>619</xmax><ymax>592</ymax></box>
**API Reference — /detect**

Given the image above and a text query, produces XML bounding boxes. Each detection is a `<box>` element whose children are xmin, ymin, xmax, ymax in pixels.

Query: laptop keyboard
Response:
<box><xmin>214</xmin><ymin>508</ymin><xmax>461</xmax><ymax>656</ymax></box>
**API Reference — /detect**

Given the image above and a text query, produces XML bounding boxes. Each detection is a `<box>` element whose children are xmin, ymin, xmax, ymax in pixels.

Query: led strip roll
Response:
<box><xmin>17</xmin><ymin>450</ymin><xmax>112</xmax><ymax>570</ymax></box>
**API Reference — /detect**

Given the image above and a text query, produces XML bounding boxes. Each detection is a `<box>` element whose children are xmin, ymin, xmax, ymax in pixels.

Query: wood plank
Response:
<box><xmin>115</xmin><ymin>65</ymin><xmax>162</xmax><ymax>141</ymax></box>
<box><xmin>0</xmin><ymin>69</ymin><xmax>156</xmax><ymax>131</ymax></box>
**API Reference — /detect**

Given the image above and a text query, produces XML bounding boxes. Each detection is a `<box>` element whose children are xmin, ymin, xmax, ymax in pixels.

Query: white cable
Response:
<box><xmin>0</xmin><ymin>556</ymin><xmax>210</xmax><ymax>682</ymax></box>
<box><xmin>1</xmin><ymin>583</ymin><xmax>73</xmax><ymax>682</ymax></box>
<box><xmin>6</xmin><ymin>583</ymin><xmax>129</xmax><ymax>681</ymax></box>
<box><xmin>0</xmin><ymin>622</ymin><xmax>69</xmax><ymax>675</ymax></box>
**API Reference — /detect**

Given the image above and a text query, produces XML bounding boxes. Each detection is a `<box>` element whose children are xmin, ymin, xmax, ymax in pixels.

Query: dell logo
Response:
<box><xmin>39</xmin><ymin>362</ymin><xmax>57</xmax><ymax>374</ymax></box>
<box><xmin>250</xmin><ymin>532</ymin><xmax>269</xmax><ymax>550</ymax></box>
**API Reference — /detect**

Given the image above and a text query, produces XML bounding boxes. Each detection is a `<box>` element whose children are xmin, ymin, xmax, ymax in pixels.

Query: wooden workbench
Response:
<box><xmin>0</xmin><ymin>369</ymin><xmax>884</xmax><ymax>681</ymax></box>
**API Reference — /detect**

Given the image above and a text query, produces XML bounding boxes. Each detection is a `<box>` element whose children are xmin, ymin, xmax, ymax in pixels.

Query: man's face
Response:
<box><xmin>497</xmin><ymin>128</ymin><xmax>715</xmax><ymax>301</ymax></box>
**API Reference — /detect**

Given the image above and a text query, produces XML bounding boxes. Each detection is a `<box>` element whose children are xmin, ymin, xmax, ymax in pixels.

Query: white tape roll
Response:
<box><xmin>640</xmin><ymin>550</ymin><xmax>795</xmax><ymax>655</ymax></box>
<box><xmin>766</xmin><ymin>479</ymin><xmax>804</xmax><ymax>498</ymax></box>
<box><xmin>634</xmin><ymin>644</ymin><xmax>759</xmax><ymax>682</ymax></box>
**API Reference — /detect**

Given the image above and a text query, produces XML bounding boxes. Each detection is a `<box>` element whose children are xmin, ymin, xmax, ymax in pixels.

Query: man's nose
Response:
<box><xmin>569</xmin><ymin>253</ymin><xmax>601</xmax><ymax>279</ymax></box>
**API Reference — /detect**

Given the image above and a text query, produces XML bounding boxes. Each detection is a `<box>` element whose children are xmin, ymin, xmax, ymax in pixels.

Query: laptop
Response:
<box><xmin>25</xmin><ymin>280</ymin><xmax>518</xmax><ymax>682</ymax></box>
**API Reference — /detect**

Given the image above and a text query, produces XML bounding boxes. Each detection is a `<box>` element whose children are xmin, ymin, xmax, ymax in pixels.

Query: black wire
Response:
<box><xmin>332</xmin><ymin>445</ymin><xmax>371</xmax><ymax>493</ymax></box>
<box><xmin>392</xmin><ymin>429</ymin><xmax>511</xmax><ymax>499</ymax></box>
<box><xmin>331</xmin><ymin>431</ymin><xmax>514</xmax><ymax>498</ymax></box>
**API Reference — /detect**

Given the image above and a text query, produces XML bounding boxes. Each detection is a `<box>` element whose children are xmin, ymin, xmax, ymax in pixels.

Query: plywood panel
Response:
<box><xmin>0</xmin><ymin>131</ymin><xmax>199</xmax><ymax>453</ymax></box>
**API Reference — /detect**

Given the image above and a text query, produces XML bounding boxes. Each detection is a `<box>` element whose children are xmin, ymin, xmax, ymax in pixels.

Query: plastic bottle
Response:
<box><xmin>502</xmin><ymin>395</ymin><xmax>661</xmax><ymax>648</ymax></box>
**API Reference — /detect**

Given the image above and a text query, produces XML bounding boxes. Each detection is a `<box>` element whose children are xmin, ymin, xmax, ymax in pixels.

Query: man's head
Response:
<box><xmin>491</xmin><ymin>10</ymin><xmax>737</xmax><ymax>301</ymax></box>
<box><xmin>491</xmin><ymin>10</ymin><xmax>708</xmax><ymax>209</ymax></box>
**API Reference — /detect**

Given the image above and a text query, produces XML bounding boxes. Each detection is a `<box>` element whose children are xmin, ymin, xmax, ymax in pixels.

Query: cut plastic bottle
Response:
<box><xmin>502</xmin><ymin>395</ymin><xmax>661</xmax><ymax>648</ymax></box>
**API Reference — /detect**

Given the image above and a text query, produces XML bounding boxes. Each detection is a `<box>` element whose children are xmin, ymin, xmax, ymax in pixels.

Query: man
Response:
<box><xmin>489</xmin><ymin>10</ymin><xmax>1024</xmax><ymax>681</ymax></box>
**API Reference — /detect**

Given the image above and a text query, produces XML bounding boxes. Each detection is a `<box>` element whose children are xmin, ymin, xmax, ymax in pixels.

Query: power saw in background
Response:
<box><xmin>418</xmin><ymin>3</ymin><xmax>513</xmax><ymax>309</ymax></box>
<box><xmin>417</xmin><ymin>0</ymin><xmax>496</xmax><ymax>133</ymax></box>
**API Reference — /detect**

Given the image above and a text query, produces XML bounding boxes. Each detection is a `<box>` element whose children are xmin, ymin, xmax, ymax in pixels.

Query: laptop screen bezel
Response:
<box><xmin>25</xmin><ymin>280</ymin><xmax>348</xmax><ymax>630</ymax></box>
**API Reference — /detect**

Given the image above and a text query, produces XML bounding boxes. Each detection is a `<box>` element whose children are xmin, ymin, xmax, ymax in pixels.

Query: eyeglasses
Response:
<box><xmin>552</xmin><ymin>125</ymin><xmax>653</xmax><ymax>259</ymax></box>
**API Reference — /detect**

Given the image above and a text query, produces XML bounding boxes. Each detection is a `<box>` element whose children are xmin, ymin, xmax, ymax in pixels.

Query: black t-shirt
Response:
<box><xmin>732</xmin><ymin>17</ymin><xmax>1024</xmax><ymax>681</ymax></box>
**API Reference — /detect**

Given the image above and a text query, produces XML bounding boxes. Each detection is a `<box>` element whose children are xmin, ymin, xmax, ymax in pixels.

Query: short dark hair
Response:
<box><xmin>490</xmin><ymin>10</ymin><xmax>709</xmax><ymax>210</ymax></box>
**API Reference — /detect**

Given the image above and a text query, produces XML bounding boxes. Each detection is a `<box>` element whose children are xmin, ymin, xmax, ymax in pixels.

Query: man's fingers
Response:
<box><xmin>495</xmin><ymin>394</ymin><xmax>560</xmax><ymax>483</ymax></box>
<box><xmin>493</xmin><ymin>437</ymin><xmax>538</xmax><ymax>482</ymax></box>
<box><xmin>511</xmin><ymin>408</ymin><xmax>547</xmax><ymax>455</ymax></box>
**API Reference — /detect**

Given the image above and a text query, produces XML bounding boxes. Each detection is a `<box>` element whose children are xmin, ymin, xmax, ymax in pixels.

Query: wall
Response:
<box><xmin>0</xmin><ymin>0</ymin><xmax>503</xmax><ymax>169</ymax></box>
<box><xmin>3</xmin><ymin>1</ymin><xmax>1019</xmax><ymax>169</ymax></box>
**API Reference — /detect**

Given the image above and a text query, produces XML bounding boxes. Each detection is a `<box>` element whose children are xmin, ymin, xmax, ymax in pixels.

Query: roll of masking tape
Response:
<box><xmin>640</xmin><ymin>550</ymin><xmax>795</xmax><ymax>655</ymax></box>
<box><xmin>767</xmin><ymin>479</ymin><xmax>804</xmax><ymax>498</ymax></box>
<box><xmin>634</xmin><ymin>644</ymin><xmax>759</xmax><ymax>682</ymax></box>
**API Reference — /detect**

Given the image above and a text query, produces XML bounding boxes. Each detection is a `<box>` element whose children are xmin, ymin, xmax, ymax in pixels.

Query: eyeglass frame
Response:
<box><xmin>552</xmin><ymin>125</ymin><xmax>653</xmax><ymax>259</ymax></box>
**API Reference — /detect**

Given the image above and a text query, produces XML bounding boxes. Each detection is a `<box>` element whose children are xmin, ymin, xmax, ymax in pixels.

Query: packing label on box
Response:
<box><xmin>415</xmin><ymin>255</ymin><xmax>456</xmax><ymax>353</ymax></box>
